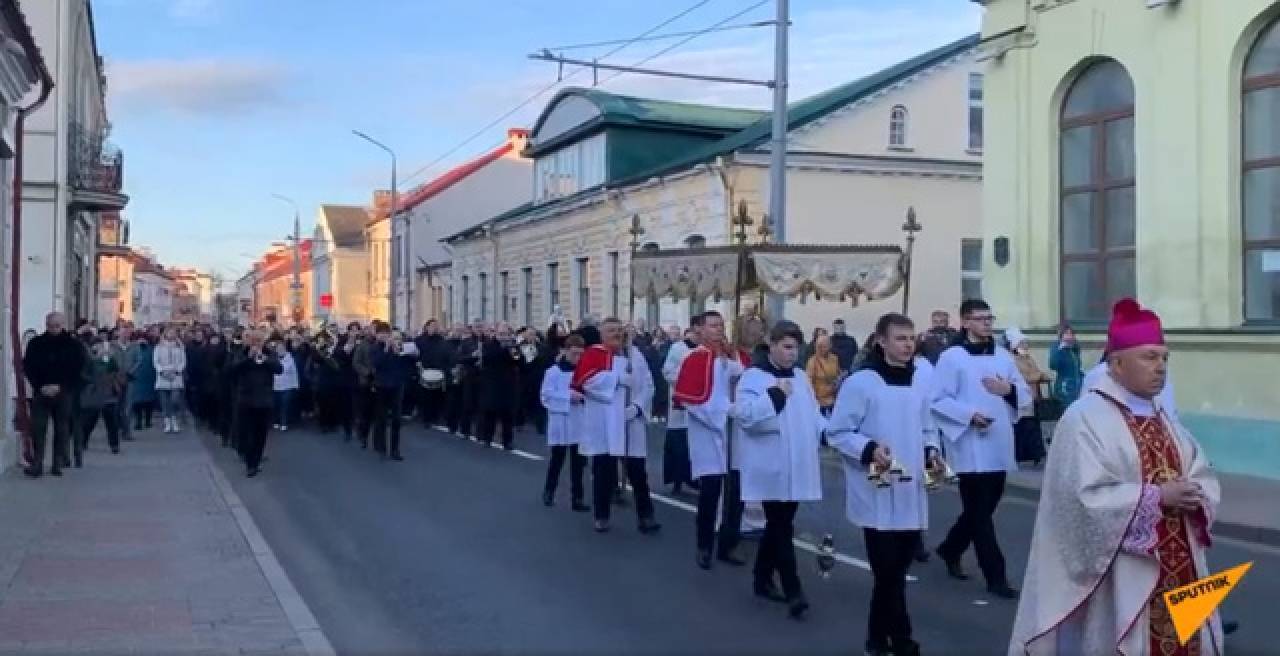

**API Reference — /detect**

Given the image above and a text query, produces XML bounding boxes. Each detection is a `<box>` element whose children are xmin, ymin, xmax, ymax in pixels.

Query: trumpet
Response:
<box><xmin>867</xmin><ymin>458</ymin><xmax>910</xmax><ymax>488</ymax></box>
<box><xmin>924</xmin><ymin>458</ymin><xmax>958</xmax><ymax>492</ymax></box>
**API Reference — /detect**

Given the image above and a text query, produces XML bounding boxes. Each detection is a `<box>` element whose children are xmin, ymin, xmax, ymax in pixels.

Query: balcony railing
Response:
<box><xmin>67</xmin><ymin>122</ymin><xmax>123</xmax><ymax>193</ymax></box>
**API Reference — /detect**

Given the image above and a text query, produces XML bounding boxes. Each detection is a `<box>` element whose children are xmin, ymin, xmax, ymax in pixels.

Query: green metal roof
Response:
<box><xmin>446</xmin><ymin>34</ymin><xmax>978</xmax><ymax>242</ymax></box>
<box><xmin>611</xmin><ymin>33</ymin><xmax>979</xmax><ymax>187</ymax></box>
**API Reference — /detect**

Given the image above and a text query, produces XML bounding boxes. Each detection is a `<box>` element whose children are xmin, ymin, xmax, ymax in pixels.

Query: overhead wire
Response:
<box><xmin>397</xmin><ymin>0</ymin><xmax>715</xmax><ymax>188</ymax></box>
<box><xmin>540</xmin><ymin>20</ymin><xmax>772</xmax><ymax>53</ymax></box>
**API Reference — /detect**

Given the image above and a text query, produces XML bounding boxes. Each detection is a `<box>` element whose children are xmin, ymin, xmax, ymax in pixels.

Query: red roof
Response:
<box><xmin>383</xmin><ymin>129</ymin><xmax>528</xmax><ymax>220</ymax></box>
<box><xmin>257</xmin><ymin>239</ymin><xmax>314</xmax><ymax>282</ymax></box>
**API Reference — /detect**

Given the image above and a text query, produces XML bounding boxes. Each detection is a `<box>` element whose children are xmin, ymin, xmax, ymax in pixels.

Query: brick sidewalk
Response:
<box><xmin>0</xmin><ymin>425</ymin><xmax>323</xmax><ymax>654</ymax></box>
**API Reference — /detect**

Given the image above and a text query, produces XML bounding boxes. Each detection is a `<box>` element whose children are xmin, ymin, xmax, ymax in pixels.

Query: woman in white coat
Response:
<box><xmin>827</xmin><ymin>313</ymin><xmax>941</xmax><ymax>656</ymax></box>
<box><xmin>734</xmin><ymin>320</ymin><xmax>824</xmax><ymax>621</ymax></box>
<box><xmin>153</xmin><ymin>328</ymin><xmax>187</xmax><ymax>433</ymax></box>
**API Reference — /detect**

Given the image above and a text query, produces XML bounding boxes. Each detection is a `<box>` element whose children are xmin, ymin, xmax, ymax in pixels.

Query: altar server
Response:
<box><xmin>930</xmin><ymin>299</ymin><xmax>1030</xmax><ymax>599</ymax></box>
<box><xmin>541</xmin><ymin>334</ymin><xmax>589</xmax><ymax>512</ymax></box>
<box><xmin>734</xmin><ymin>320</ymin><xmax>824</xmax><ymax>620</ymax></box>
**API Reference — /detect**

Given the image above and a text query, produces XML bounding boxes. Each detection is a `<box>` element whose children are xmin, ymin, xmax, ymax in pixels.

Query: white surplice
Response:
<box><xmin>579</xmin><ymin>346</ymin><xmax>653</xmax><ymax>458</ymax></box>
<box><xmin>663</xmin><ymin>340</ymin><xmax>694</xmax><ymax>430</ymax></box>
<box><xmin>930</xmin><ymin>344</ymin><xmax>1031</xmax><ymax>474</ymax></box>
<box><xmin>733</xmin><ymin>365</ymin><xmax>825</xmax><ymax>503</ymax></box>
<box><xmin>541</xmin><ymin>364</ymin><xmax>581</xmax><ymax>447</ymax></box>
<box><xmin>1009</xmin><ymin>373</ymin><xmax>1222</xmax><ymax>656</ymax></box>
<box><xmin>685</xmin><ymin>356</ymin><xmax>744</xmax><ymax>479</ymax></box>
<box><xmin>826</xmin><ymin>366</ymin><xmax>939</xmax><ymax>531</ymax></box>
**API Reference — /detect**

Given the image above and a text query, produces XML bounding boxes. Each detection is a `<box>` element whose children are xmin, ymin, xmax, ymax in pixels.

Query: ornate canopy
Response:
<box><xmin>630</xmin><ymin>244</ymin><xmax>906</xmax><ymax>307</ymax></box>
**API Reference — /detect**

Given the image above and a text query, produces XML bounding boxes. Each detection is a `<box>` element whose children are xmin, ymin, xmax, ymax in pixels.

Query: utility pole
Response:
<box><xmin>272</xmin><ymin>193</ymin><xmax>303</xmax><ymax>325</ymax></box>
<box><xmin>352</xmin><ymin>130</ymin><xmax>404</xmax><ymax>328</ymax></box>
<box><xmin>766</xmin><ymin>0</ymin><xmax>789</xmax><ymax>323</ymax></box>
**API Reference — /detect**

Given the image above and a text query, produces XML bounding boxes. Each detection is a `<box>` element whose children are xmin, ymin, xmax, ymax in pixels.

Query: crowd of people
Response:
<box><xmin>17</xmin><ymin>294</ymin><xmax>1229</xmax><ymax>655</ymax></box>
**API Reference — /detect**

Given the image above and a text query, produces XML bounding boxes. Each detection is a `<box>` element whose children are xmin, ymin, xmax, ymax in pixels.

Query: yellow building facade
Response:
<box><xmin>977</xmin><ymin>0</ymin><xmax>1280</xmax><ymax>477</ymax></box>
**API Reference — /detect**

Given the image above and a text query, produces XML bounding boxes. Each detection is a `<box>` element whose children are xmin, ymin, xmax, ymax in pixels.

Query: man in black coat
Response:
<box><xmin>477</xmin><ymin>324</ymin><xmax>521</xmax><ymax>450</ymax></box>
<box><xmin>415</xmin><ymin>319</ymin><xmax>450</xmax><ymax>428</ymax></box>
<box><xmin>23</xmin><ymin>312</ymin><xmax>87</xmax><ymax>477</ymax></box>
<box><xmin>829</xmin><ymin>318</ymin><xmax>859</xmax><ymax>374</ymax></box>
<box><xmin>451</xmin><ymin>323</ymin><xmax>484</xmax><ymax>438</ymax></box>
<box><xmin>229</xmin><ymin>329</ymin><xmax>282</xmax><ymax>477</ymax></box>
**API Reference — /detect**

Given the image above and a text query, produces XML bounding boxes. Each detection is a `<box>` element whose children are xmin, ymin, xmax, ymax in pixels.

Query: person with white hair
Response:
<box><xmin>1003</xmin><ymin>326</ymin><xmax>1049</xmax><ymax>466</ymax></box>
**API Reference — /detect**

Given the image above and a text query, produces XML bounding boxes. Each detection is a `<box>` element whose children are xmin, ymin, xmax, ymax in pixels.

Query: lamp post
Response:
<box><xmin>352</xmin><ymin>129</ymin><xmax>404</xmax><ymax>327</ymax></box>
<box><xmin>270</xmin><ymin>193</ymin><xmax>303</xmax><ymax>325</ymax></box>
<box><xmin>627</xmin><ymin>214</ymin><xmax>645</xmax><ymax>322</ymax></box>
<box><xmin>901</xmin><ymin>206</ymin><xmax>922</xmax><ymax>316</ymax></box>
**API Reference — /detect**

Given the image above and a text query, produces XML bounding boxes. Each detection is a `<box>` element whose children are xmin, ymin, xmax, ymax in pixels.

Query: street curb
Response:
<box><xmin>1003</xmin><ymin>478</ymin><xmax>1280</xmax><ymax>549</ymax></box>
<box><xmin>207</xmin><ymin>462</ymin><xmax>337</xmax><ymax>656</ymax></box>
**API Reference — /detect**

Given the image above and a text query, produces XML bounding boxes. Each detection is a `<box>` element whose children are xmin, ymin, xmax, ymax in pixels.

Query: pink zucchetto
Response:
<box><xmin>1106</xmin><ymin>298</ymin><xmax>1164</xmax><ymax>353</ymax></box>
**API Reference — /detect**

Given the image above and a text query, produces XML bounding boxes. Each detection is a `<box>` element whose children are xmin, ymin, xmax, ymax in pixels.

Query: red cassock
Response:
<box><xmin>672</xmin><ymin>346</ymin><xmax>752</xmax><ymax>406</ymax></box>
<box><xmin>571</xmin><ymin>344</ymin><xmax>614</xmax><ymax>393</ymax></box>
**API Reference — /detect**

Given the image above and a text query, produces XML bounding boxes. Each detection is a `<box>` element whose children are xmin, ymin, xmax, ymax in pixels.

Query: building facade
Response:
<box><xmin>312</xmin><ymin>204</ymin><xmax>371</xmax><ymax>327</ymax></box>
<box><xmin>18</xmin><ymin>0</ymin><xmax>126</xmax><ymax>331</ymax></box>
<box><xmin>131</xmin><ymin>259</ymin><xmax>174</xmax><ymax>328</ymax></box>
<box><xmin>445</xmin><ymin>36</ymin><xmax>984</xmax><ymax>338</ymax></box>
<box><xmin>0</xmin><ymin>0</ymin><xmax>53</xmax><ymax>472</ymax></box>
<box><xmin>252</xmin><ymin>241</ymin><xmax>313</xmax><ymax>325</ymax></box>
<box><xmin>977</xmin><ymin>0</ymin><xmax>1280</xmax><ymax>478</ymax></box>
<box><xmin>364</xmin><ymin>192</ymin><xmax>391</xmax><ymax>323</ymax></box>
<box><xmin>395</xmin><ymin>128</ymin><xmax>532</xmax><ymax>327</ymax></box>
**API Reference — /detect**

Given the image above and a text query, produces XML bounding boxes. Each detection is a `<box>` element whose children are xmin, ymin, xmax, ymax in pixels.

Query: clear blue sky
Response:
<box><xmin>92</xmin><ymin>0</ymin><xmax>979</xmax><ymax>281</ymax></box>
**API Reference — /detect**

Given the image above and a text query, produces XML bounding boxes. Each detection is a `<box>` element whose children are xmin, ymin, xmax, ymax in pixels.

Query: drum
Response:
<box><xmin>419</xmin><ymin>368</ymin><xmax>446</xmax><ymax>390</ymax></box>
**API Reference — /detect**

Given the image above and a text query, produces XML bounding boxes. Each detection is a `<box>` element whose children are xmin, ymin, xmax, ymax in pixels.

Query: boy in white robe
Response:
<box><xmin>828</xmin><ymin>313</ymin><xmax>942</xmax><ymax>656</ymax></box>
<box><xmin>734</xmin><ymin>320</ymin><xmax>824</xmax><ymax>621</ymax></box>
<box><xmin>930</xmin><ymin>299</ymin><xmax>1030</xmax><ymax>599</ymax></box>
<box><xmin>541</xmin><ymin>334</ymin><xmax>589</xmax><ymax>512</ymax></box>
<box><xmin>572</xmin><ymin>318</ymin><xmax>660</xmax><ymax>535</ymax></box>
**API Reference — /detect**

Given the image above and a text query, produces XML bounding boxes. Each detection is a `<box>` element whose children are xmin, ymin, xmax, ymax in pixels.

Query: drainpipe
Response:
<box><xmin>9</xmin><ymin>29</ymin><xmax>56</xmax><ymax>448</ymax></box>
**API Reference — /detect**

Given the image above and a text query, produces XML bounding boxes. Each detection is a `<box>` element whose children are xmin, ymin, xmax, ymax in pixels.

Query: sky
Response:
<box><xmin>92</xmin><ymin>0</ymin><xmax>981</xmax><ymax>282</ymax></box>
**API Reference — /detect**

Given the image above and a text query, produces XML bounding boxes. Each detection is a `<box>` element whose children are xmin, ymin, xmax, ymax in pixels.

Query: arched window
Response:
<box><xmin>1059</xmin><ymin>60</ymin><xmax>1136</xmax><ymax>323</ymax></box>
<box><xmin>889</xmin><ymin>105</ymin><xmax>908</xmax><ymax>148</ymax></box>
<box><xmin>1243</xmin><ymin>19</ymin><xmax>1280</xmax><ymax>322</ymax></box>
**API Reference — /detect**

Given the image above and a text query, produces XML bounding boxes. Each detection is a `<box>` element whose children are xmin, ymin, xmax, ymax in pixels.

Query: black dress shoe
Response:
<box><xmin>891</xmin><ymin>638</ymin><xmax>921</xmax><ymax>656</ymax></box>
<box><xmin>937</xmin><ymin>549</ymin><xmax>969</xmax><ymax>580</ymax></box>
<box><xmin>987</xmin><ymin>583</ymin><xmax>1019</xmax><ymax>599</ymax></box>
<box><xmin>913</xmin><ymin>546</ymin><xmax>931</xmax><ymax>563</ymax></box>
<box><xmin>788</xmin><ymin>596</ymin><xmax>810</xmax><ymax>620</ymax></box>
<box><xmin>542</xmin><ymin>491</ymin><xmax>554</xmax><ymax>507</ymax></box>
<box><xmin>50</xmin><ymin>468</ymin><xmax>63</xmax><ymax>477</ymax></box>
<box><xmin>390</xmin><ymin>453</ymin><xmax>404</xmax><ymax>461</ymax></box>
<box><xmin>696</xmin><ymin>550</ymin><xmax>712</xmax><ymax>570</ymax></box>
<box><xmin>753</xmin><ymin>581</ymin><xmax>787</xmax><ymax>603</ymax></box>
<box><xmin>247</xmin><ymin>467</ymin><xmax>260</xmax><ymax>478</ymax></box>
<box><xmin>593</xmin><ymin>520</ymin><xmax>611</xmax><ymax>533</ymax></box>
<box><xmin>638</xmin><ymin>518</ymin><xmax>662</xmax><ymax>535</ymax></box>
<box><xmin>111</xmin><ymin>447</ymin><xmax>120</xmax><ymax>454</ymax></box>
<box><xmin>717</xmin><ymin>551</ymin><xmax>747</xmax><ymax>566</ymax></box>
<box><xmin>1224</xmin><ymin>620</ymin><xmax>1239</xmax><ymax>635</ymax></box>
<box><xmin>571</xmin><ymin>501</ymin><xmax>590</xmax><ymax>513</ymax></box>
<box><xmin>23</xmin><ymin>467</ymin><xmax>41</xmax><ymax>478</ymax></box>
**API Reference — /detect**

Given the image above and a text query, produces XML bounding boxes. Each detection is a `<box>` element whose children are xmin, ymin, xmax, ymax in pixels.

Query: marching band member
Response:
<box><xmin>734</xmin><ymin>320</ymin><xmax>824</xmax><ymax>620</ymax></box>
<box><xmin>674</xmin><ymin>311</ymin><xmax>749</xmax><ymax>570</ymax></box>
<box><xmin>930</xmin><ymin>299</ymin><xmax>1030</xmax><ymax>599</ymax></box>
<box><xmin>827</xmin><ymin>313</ymin><xmax>939</xmax><ymax>656</ymax></box>
<box><xmin>572</xmin><ymin>318</ymin><xmax>660</xmax><ymax>534</ymax></box>
<box><xmin>541</xmin><ymin>334</ymin><xmax>589</xmax><ymax>511</ymax></box>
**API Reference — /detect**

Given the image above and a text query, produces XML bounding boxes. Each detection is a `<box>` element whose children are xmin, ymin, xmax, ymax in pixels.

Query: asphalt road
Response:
<box><xmin>204</xmin><ymin>420</ymin><xmax>1280</xmax><ymax>656</ymax></box>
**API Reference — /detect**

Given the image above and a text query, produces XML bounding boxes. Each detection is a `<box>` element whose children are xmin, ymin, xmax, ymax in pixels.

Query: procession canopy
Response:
<box><xmin>630</xmin><ymin>243</ymin><xmax>906</xmax><ymax>307</ymax></box>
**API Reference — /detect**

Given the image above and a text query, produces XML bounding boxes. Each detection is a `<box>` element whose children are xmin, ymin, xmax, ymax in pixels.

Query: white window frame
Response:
<box><xmin>961</xmin><ymin>239</ymin><xmax>983</xmax><ymax>301</ymax></box>
<box><xmin>522</xmin><ymin>267</ymin><xmax>534</xmax><ymax>327</ymax></box>
<box><xmin>479</xmin><ymin>272</ymin><xmax>489</xmax><ymax>321</ymax></box>
<box><xmin>889</xmin><ymin>105</ymin><xmax>909</xmax><ymax>149</ymax></box>
<box><xmin>575</xmin><ymin>257</ymin><xmax>590</xmax><ymax>320</ymax></box>
<box><xmin>546</xmin><ymin>262</ymin><xmax>560</xmax><ymax>317</ymax></box>
<box><xmin>608</xmin><ymin>251</ymin><xmax>620</xmax><ymax>318</ymax></box>
<box><xmin>500</xmin><ymin>271</ymin><xmax>510</xmax><ymax>322</ymax></box>
<box><xmin>968</xmin><ymin>73</ymin><xmax>984</xmax><ymax>153</ymax></box>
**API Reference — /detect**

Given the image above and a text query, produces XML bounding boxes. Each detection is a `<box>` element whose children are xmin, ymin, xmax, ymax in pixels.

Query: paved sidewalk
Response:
<box><xmin>1006</xmin><ymin>467</ymin><xmax>1280</xmax><ymax>547</ymax></box>
<box><xmin>0</xmin><ymin>424</ymin><xmax>328</xmax><ymax>655</ymax></box>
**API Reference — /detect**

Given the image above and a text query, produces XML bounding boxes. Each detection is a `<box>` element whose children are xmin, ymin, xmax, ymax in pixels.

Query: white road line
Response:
<box><xmin>510</xmin><ymin>449</ymin><xmax>545</xmax><ymax>461</ymax></box>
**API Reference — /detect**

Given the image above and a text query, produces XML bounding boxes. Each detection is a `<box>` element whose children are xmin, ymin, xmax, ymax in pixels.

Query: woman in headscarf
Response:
<box><xmin>1004</xmin><ymin>327</ymin><xmax>1048</xmax><ymax>466</ymax></box>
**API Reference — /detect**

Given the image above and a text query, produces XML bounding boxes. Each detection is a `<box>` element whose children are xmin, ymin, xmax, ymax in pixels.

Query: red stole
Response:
<box><xmin>673</xmin><ymin>346</ymin><xmax>751</xmax><ymax>406</ymax></box>
<box><xmin>1105</xmin><ymin>396</ymin><xmax>1203</xmax><ymax>656</ymax></box>
<box><xmin>571</xmin><ymin>344</ymin><xmax>614</xmax><ymax>393</ymax></box>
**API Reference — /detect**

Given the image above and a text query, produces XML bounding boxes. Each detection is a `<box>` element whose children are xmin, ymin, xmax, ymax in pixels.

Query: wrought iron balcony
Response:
<box><xmin>67</xmin><ymin>122</ymin><xmax>128</xmax><ymax>211</ymax></box>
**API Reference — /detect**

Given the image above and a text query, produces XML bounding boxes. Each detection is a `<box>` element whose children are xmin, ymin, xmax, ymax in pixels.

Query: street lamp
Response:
<box><xmin>627</xmin><ymin>214</ymin><xmax>645</xmax><ymax>321</ymax></box>
<box><xmin>352</xmin><ymin>129</ymin><xmax>405</xmax><ymax>328</ymax></box>
<box><xmin>270</xmin><ymin>193</ymin><xmax>303</xmax><ymax>324</ymax></box>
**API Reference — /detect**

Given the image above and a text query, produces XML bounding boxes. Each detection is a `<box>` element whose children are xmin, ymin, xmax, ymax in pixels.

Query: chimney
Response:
<box><xmin>372</xmin><ymin>189</ymin><xmax>392</xmax><ymax>217</ymax></box>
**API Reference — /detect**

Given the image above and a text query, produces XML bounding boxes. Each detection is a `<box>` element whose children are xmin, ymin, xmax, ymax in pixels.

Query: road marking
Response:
<box><xmin>510</xmin><ymin>449</ymin><xmax>544</xmax><ymax>461</ymax></box>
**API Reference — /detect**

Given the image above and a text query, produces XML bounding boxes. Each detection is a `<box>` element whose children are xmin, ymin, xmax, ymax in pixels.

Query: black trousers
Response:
<box><xmin>937</xmin><ymin>471</ymin><xmax>1008</xmax><ymax>586</ymax></box>
<box><xmin>354</xmin><ymin>386</ymin><xmax>377</xmax><ymax>444</ymax></box>
<box><xmin>544</xmin><ymin>444</ymin><xmax>586</xmax><ymax>500</ymax></box>
<box><xmin>459</xmin><ymin>378</ymin><xmax>480</xmax><ymax>436</ymax></box>
<box><xmin>317</xmin><ymin>385</ymin><xmax>353</xmax><ymax>436</ymax></box>
<box><xmin>79</xmin><ymin>404</ymin><xmax>121</xmax><ymax>454</ymax></box>
<box><xmin>444</xmin><ymin>383</ymin><xmax>466</xmax><ymax>434</ymax></box>
<box><xmin>755</xmin><ymin>501</ymin><xmax>803</xmax><ymax>600</ymax></box>
<box><xmin>592</xmin><ymin>455</ymin><xmax>654</xmax><ymax>522</ymax></box>
<box><xmin>696</xmin><ymin>471</ymin><xmax>743</xmax><ymax>556</ymax></box>
<box><xmin>372</xmin><ymin>386</ymin><xmax>404</xmax><ymax>456</ymax></box>
<box><xmin>420</xmin><ymin>387</ymin><xmax>445</xmax><ymax>425</ymax></box>
<box><xmin>478</xmin><ymin>407</ymin><xmax>514</xmax><ymax>448</ymax></box>
<box><xmin>863</xmin><ymin>528</ymin><xmax>919</xmax><ymax>649</ymax></box>
<box><xmin>238</xmin><ymin>406</ymin><xmax>272</xmax><ymax>470</ymax></box>
<box><xmin>29</xmin><ymin>392</ymin><xmax>73</xmax><ymax>472</ymax></box>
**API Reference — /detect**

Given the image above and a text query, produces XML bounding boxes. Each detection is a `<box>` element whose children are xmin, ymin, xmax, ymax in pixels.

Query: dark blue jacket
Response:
<box><xmin>371</xmin><ymin>342</ymin><xmax>417</xmax><ymax>390</ymax></box>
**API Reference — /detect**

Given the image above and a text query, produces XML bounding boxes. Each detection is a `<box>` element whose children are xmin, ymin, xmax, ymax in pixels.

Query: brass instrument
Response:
<box><xmin>867</xmin><ymin>458</ymin><xmax>910</xmax><ymax>488</ymax></box>
<box><xmin>924</xmin><ymin>458</ymin><xmax>958</xmax><ymax>491</ymax></box>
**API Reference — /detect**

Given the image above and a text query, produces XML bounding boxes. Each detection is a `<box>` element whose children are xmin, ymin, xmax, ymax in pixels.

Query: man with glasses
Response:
<box><xmin>929</xmin><ymin>299</ymin><xmax>1030</xmax><ymax>599</ymax></box>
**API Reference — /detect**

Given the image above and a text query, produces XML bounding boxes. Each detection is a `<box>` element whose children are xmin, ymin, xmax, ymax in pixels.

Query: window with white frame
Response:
<box><xmin>522</xmin><ymin>267</ymin><xmax>533</xmax><ymax>326</ymax></box>
<box><xmin>479</xmin><ymin>272</ymin><xmax>489</xmax><ymax>321</ymax></box>
<box><xmin>533</xmin><ymin>133</ymin><xmax>607</xmax><ymax>203</ymax></box>
<box><xmin>889</xmin><ymin>105</ymin><xmax>909</xmax><ymax>148</ymax></box>
<box><xmin>461</xmin><ymin>276</ymin><xmax>470</xmax><ymax>322</ymax></box>
<box><xmin>609</xmin><ymin>252</ymin><xmax>620</xmax><ymax>318</ymax></box>
<box><xmin>576</xmin><ymin>257</ymin><xmax>590</xmax><ymax>320</ymax></box>
<box><xmin>547</xmin><ymin>262</ymin><xmax>560</xmax><ymax>315</ymax></box>
<box><xmin>500</xmin><ymin>271</ymin><xmax>510</xmax><ymax>322</ymax></box>
<box><xmin>968</xmin><ymin>73</ymin><xmax>984</xmax><ymax>151</ymax></box>
<box><xmin>447</xmin><ymin>284</ymin><xmax>454</xmax><ymax>323</ymax></box>
<box><xmin>961</xmin><ymin>239</ymin><xmax>983</xmax><ymax>301</ymax></box>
